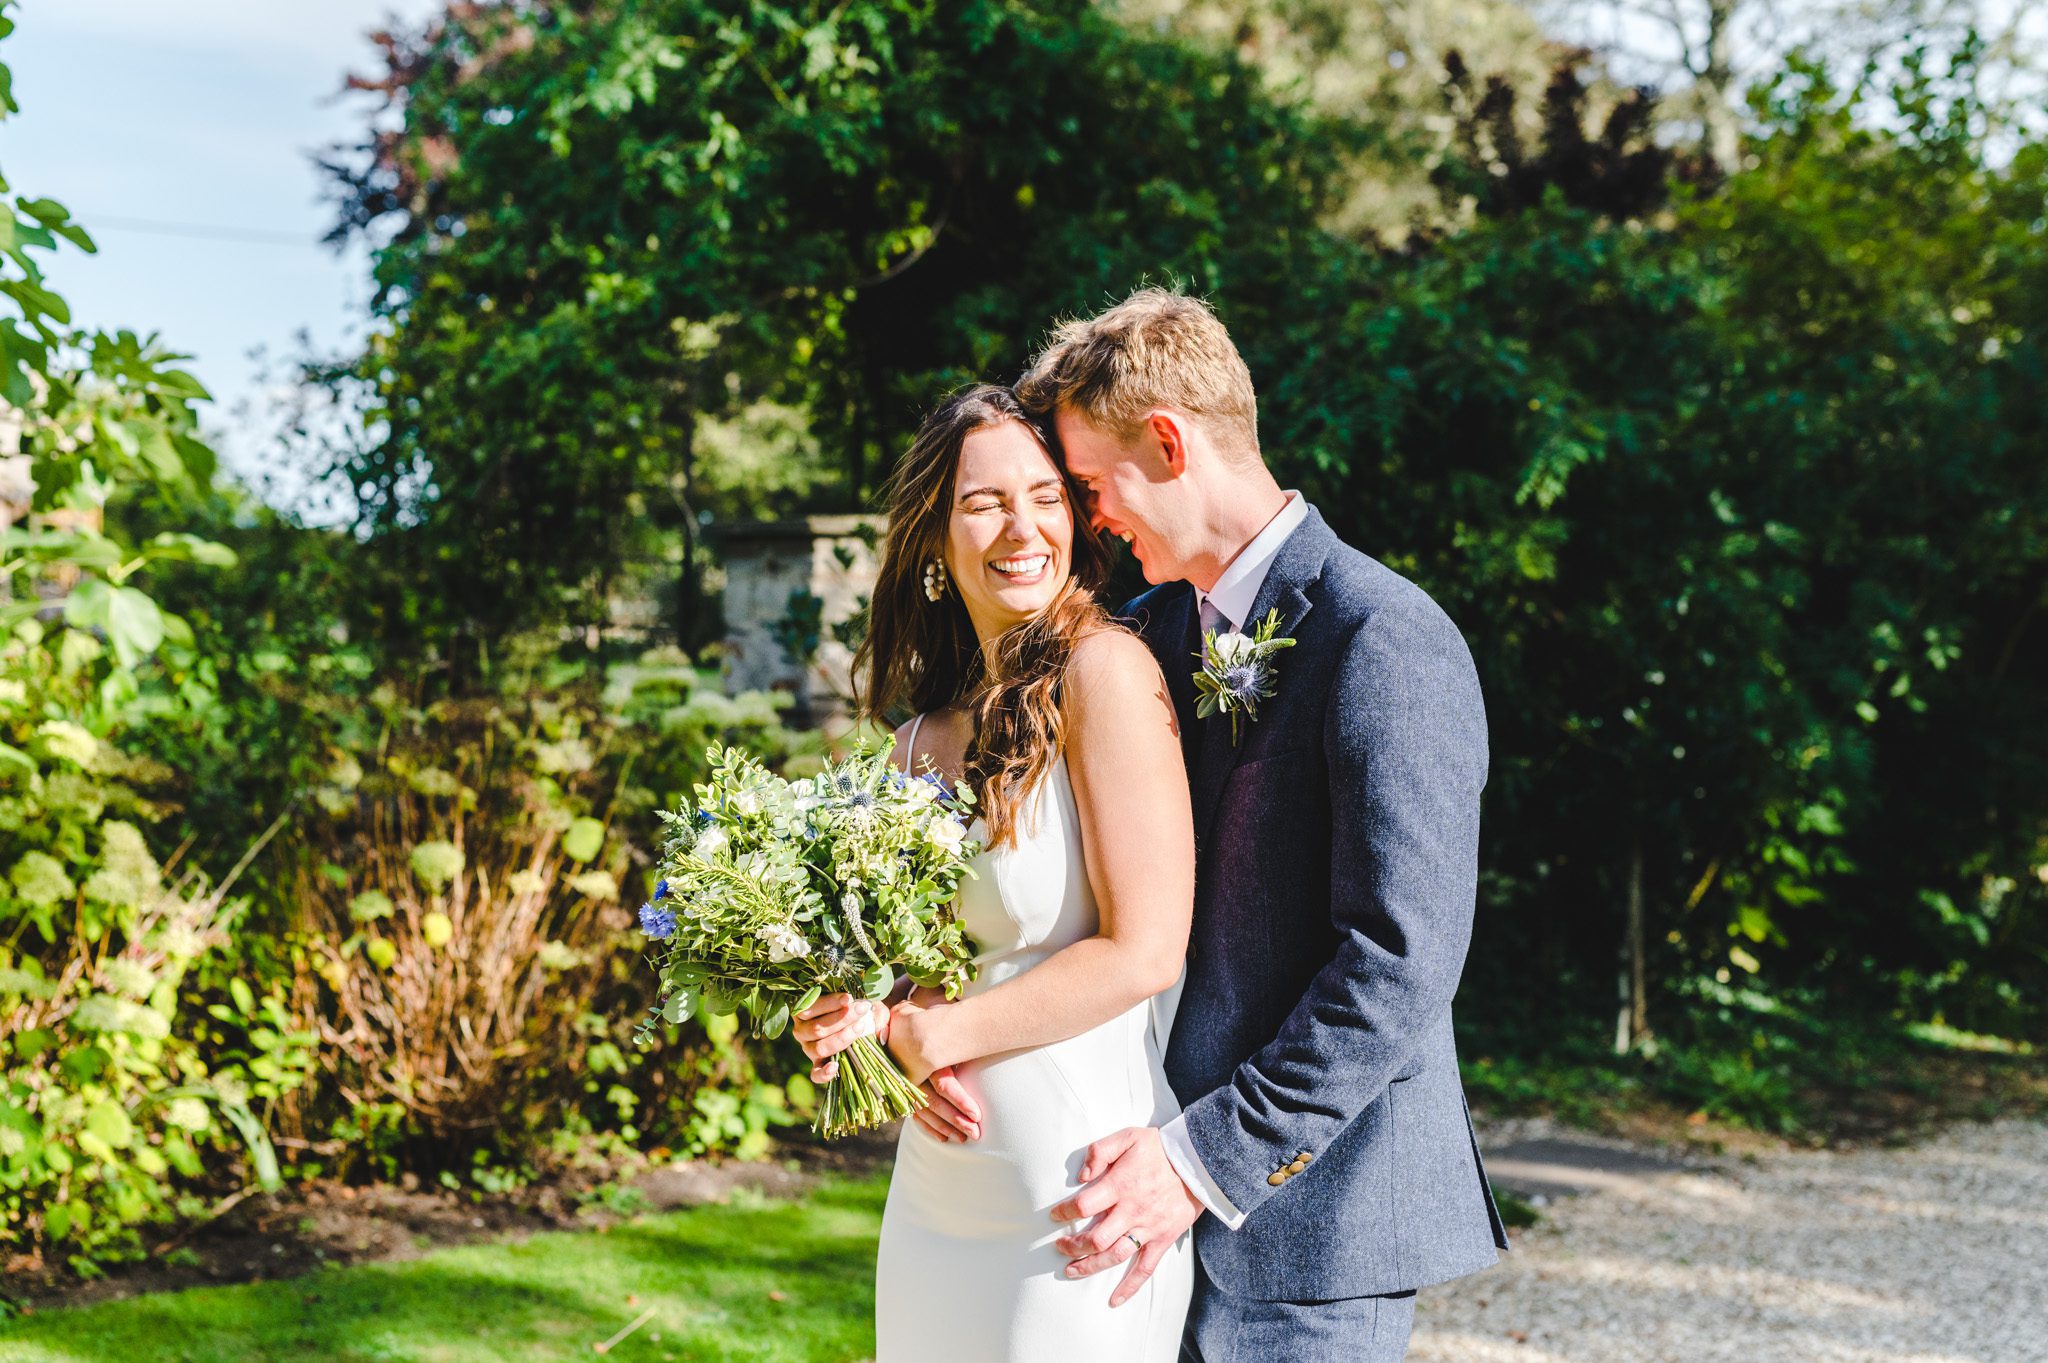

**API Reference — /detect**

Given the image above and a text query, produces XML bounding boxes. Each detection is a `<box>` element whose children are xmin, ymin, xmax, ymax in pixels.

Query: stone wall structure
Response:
<box><xmin>714</xmin><ymin>514</ymin><xmax>882</xmax><ymax>725</ymax></box>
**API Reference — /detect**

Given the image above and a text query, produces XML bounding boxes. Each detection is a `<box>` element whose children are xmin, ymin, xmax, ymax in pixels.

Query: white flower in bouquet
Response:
<box><xmin>926</xmin><ymin>814</ymin><xmax>969</xmax><ymax>853</ymax></box>
<box><xmin>760</xmin><ymin>922</ymin><xmax>811</xmax><ymax>963</ymax></box>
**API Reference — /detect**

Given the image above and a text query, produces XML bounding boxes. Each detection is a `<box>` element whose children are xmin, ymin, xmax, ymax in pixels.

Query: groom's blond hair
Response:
<box><xmin>1018</xmin><ymin>288</ymin><xmax>1261</xmax><ymax>466</ymax></box>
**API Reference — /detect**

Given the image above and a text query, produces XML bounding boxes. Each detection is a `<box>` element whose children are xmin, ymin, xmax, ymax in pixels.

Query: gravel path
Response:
<box><xmin>1413</xmin><ymin>1117</ymin><xmax>2048</xmax><ymax>1363</ymax></box>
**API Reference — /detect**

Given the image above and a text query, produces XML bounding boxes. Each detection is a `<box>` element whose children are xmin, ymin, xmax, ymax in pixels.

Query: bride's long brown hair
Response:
<box><xmin>859</xmin><ymin>385</ymin><xmax>1114</xmax><ymax>848</ymax></box>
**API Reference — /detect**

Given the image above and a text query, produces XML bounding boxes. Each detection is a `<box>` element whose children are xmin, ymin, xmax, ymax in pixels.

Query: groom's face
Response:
<box><xmin>1054</xmin><ymin>408</ymin><xmax>1193</xmax><ymax>586</ymax></box>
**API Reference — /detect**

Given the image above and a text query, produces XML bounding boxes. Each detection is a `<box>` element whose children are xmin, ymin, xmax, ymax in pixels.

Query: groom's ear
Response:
<box><xmin>1147</xmin><ymin>412</ymin><xmax>1189</xmax><ymax>479</ymax></box>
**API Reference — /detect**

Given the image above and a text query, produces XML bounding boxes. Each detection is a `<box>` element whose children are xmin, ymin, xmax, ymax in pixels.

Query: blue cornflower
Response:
<box><xmin>653</xmin><ymin>878</ymin><xmax>670</xmax><ymax>901</ymax></box>
<box><xmin>638</xmin><ymin>902</ymin><xmax>677</xmax><ymax>940</ymax></box>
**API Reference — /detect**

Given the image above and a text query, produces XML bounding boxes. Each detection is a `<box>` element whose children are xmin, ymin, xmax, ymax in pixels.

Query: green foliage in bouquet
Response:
<box><xmin>637</xmin><ymin>742</ymin><xmax>980</xmax><ymax>1137</ymax></box>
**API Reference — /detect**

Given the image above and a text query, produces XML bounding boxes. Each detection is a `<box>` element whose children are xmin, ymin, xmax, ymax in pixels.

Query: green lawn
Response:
<box><xmin>0</xmin><ymin>1175</ymin><xmax>888</xmax><ymax>1363</ymax></box>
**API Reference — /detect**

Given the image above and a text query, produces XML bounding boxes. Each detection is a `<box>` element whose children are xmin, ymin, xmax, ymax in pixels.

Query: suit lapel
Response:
<box><xmin>1190</xmin><ymin>511</ymin><xmax>1331</xmax><ymax>840</ymax></box>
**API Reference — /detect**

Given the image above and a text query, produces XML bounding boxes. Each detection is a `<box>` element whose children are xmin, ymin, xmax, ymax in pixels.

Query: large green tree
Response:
<box><xmin>1262</xmin><ymin>41</ymin><xmax>2048</xmax><ymax>1047</ymax></box>
<box><xmin>318</xmin><ymin>0</ymin><xmax>1351</xmax><ymax>662</ymax></box>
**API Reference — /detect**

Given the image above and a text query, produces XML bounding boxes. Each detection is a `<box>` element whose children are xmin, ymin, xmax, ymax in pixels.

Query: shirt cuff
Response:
<box><xmin>1160</xmin><ymin>1113</ymin><xmax>1247</xmax><ymax>1230</ymax></box>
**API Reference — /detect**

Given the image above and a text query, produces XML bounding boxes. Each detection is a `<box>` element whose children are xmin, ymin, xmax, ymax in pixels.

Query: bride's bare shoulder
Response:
<box><xmin>1063</xmin><ymin>626</ymin><xmax>1184</xmax><ymax>788</ymax></box>
<box><xmin>1067</xmin><ymin>625</ymin><xmax>1165</xmax><ymax>699</ymax></box>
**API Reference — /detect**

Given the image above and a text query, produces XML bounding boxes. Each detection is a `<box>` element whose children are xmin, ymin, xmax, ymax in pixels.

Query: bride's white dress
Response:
<box><xmin>875</xmin><ymin>727</ymin><xmax>1193</xmax><ymax>1362</ymax></box>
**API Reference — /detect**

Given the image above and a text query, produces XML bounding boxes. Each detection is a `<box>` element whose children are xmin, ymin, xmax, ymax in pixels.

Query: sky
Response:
<box><xmin>1</xmin><ymin>0</ymin><xmax>440</xmax><ymax>514</ymax></box>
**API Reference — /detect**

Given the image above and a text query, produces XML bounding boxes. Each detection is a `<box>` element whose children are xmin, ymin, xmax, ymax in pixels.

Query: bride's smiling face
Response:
<box><xmin>945</xmin><ymin>420</ymin><xmax>1076</xmax><ymax>639</ymax></box>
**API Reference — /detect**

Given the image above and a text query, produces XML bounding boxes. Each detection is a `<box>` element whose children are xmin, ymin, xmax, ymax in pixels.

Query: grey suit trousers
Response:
<box><xmin>1181</xmin><ymin>1258</ymin><xmax>1417</xmax><ymax>1363</ymax></box>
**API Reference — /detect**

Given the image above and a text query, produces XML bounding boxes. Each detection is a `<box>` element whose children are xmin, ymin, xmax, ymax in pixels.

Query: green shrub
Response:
<box><xmin>0</xmin><ymin>5</ymin><xmax>301</xmax><ymax>1258</ymax></box>
<box><xmin>265</xmin><ymin>647</ymin><xmax>807</xmax><ymax>1179</ymax></box>
<box><xmin>0</xmin><ymin>849</ymin><xmax>293</xmax><ymax>1267</ymax></box>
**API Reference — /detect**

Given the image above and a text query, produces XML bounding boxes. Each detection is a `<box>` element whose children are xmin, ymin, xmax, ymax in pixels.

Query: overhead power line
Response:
<box><xmin>86</xmin><ymin>215</ymin><xmax>322</xmax><ymax>248</ymax></box>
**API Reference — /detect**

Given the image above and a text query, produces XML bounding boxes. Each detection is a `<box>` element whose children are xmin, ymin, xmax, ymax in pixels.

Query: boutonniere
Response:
<box><xmin>1193</xmin><ymin>607</ymin><xmax>1297</xmax><ymax>744</ymax></box>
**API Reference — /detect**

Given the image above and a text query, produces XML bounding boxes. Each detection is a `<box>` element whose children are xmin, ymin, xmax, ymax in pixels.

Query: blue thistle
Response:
<box><xmin>1221</xmin><ymin>662</ymin><xmax>1265</xmax><ymax>701</ymax></box>
<box><xmin>638</xmin><ymin>902</ymin><xmax>677</xmax><ymax>940</ymax></box>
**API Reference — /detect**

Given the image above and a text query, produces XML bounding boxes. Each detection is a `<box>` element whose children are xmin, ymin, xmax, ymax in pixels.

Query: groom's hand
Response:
<box><xmin>1049</xmin><ymin>1126</ymin><xmax>1204</xmax><ymax>1308</ymax></box>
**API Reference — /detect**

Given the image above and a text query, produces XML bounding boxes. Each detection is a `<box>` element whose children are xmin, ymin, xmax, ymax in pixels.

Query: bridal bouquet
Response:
<box><xmin>633</xmin><ymin>741</ymin><xmax>981</xmax><ymax>1137</ymax></box>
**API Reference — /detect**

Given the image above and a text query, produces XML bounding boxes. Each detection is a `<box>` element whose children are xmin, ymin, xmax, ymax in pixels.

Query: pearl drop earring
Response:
<box><xmin>922</xmin><ymin>558</ymin><xmax>949</xmax><ymax>602</ymax></box>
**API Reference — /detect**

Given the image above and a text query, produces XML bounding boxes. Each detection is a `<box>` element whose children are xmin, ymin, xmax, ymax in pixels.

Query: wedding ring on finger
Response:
<box><xmin>1124</xmin><ymin>1231</ymin><xmax>1143</xmax><ymax>1251</ymax></box>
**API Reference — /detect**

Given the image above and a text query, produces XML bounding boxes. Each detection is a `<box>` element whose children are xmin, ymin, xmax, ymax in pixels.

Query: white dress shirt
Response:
<box><xmin>1156</xmin><ymin>491</ymin><xmax>1307</xmax><ymax>1230</ymax></box>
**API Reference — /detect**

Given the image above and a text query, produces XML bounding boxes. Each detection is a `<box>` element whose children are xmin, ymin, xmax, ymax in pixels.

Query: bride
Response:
<box><xmin>794</xmin><ymin>384</ymin><xmax>1196</xmax><ymax>1361</ymax></box>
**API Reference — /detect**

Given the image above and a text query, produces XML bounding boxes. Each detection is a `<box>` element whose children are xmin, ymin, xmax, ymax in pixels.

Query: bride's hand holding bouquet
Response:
<box><xmin>794</xmin><ymin>982</ymin><xmax>985</xmax><ymax>1142</ymax></box>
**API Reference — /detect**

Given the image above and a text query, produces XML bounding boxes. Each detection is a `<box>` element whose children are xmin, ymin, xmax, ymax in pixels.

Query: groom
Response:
<box><xmin>1018</xmin><ymin>288</ymin><xmax>1507</xmax><ymax>1360</ymax></box>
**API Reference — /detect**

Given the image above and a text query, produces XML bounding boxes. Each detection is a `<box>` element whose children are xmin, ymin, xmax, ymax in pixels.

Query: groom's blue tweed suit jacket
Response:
<box><xmin>1125</xmin><ymin>505</ymin><xmax>1508</xmax><ymax>1303</ymax></box>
